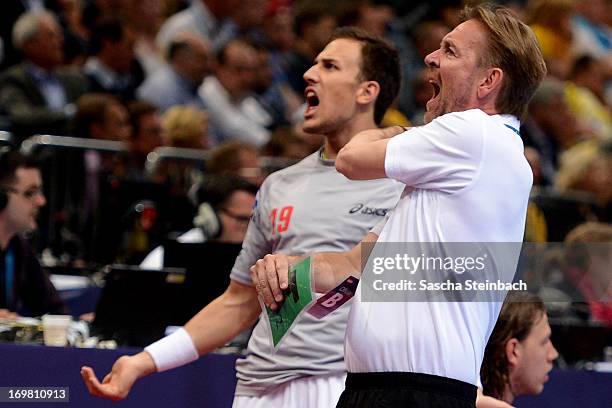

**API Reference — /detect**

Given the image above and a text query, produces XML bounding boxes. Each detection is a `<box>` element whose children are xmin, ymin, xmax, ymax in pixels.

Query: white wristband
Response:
<box><xmin>144</xmin><ymin>327</ymin><xmax>199</xmax><ymax>372</ymax></box>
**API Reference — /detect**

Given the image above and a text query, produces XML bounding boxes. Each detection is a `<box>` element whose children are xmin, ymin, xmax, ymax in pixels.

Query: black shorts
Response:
<box><xmin>336</xmin><ymin>372</ymin><xmax>476</xmax><ymax>408</ymax></box>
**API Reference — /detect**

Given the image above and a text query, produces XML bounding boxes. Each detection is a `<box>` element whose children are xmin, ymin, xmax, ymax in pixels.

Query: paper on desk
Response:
<box><xmin>260</xmin><ymin>256</ymin><xmax>315</xmax><ymax>351</ymax></box>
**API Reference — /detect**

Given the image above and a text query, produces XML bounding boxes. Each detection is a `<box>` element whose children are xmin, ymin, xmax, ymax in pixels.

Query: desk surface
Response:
<box><xmin>0</xmin><ymin>344</ymin><xmax>610</xmax><ymax>407</ymax></box>
<box><xmin>0</xmin><ymin>344</ymin><xmax>238</xmax><ymax>407</ymax></box>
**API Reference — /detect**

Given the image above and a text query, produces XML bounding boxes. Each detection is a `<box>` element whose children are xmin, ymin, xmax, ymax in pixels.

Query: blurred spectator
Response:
<box><xmin>524</xmin><ymin>0</ymin><xmax>574</xmax><ymax>78</ymax></box>
<box><xmin>0</xmin><ymin>150</ymin><xmax>67</xmax><ymax>318</ymax></box>
<box><xmin>565</xmin><ymin>56</ymin><xmax>612</xmax><ymax>141</ymax></box>
<box><xmin>285</xmin><ymin>3</ymin><xmax>337</xmax><ymax>94</ymax></box>
<box><xmin>522</xmin><ymin>78</ymin><xmax>583</xmax><ymax>185</ymax></box>
<box><xmin>408</xmin><ymin>68</ymin><xmax>432</xmax><ymax>125</ymax></box>
<box><xmin>564</xmin><ymin>222</ymin><xmax>612</xmax><ymax>326</ymax></box>
<box><xmin>126</xmin><ymin>100</ymin><xmax>164</xmax><ymax>177</ymax></box>
<box><xmin>156</xmin><ymin>0</ymin><xmax>239</xmax><ymax>51</ymax></box>
<box><xmin>251</xmin><ymin>41</ymin><xmax>303</xmax><ymax>129</ymax></box>
<box><xmin>162</xmin><ymin>105</ymin><xmax>209</xmax><ymax>149</ymax></box>
<box><xmin>207</xmin><ymin>141</ymin><xmax>263</xmax><ymax>186</ymax></box>
<box><xmin>73</xmin><ymin>93</ymin><xmax>130</xmax><ymax>141</ymax></box>
<box><xmin>0</xmin><ymin>0</ymin><xmax>48</xmax><ymax>70</ymax></box>
<box><xmin>571</xmin><ymin>0</ymin><xmax>612</xmax><ymax>62</ymax></box>
<box><xmin>555</xmin><ymin>141</ymin><xmax>612</xmax><ymax>210</ymax></box>
<box><xmin>83</xmin><ymin>18</ymin><xmax>144</xmax><ymax>101</ymax></box>
<box><xmin>401</xmin><ymin>20</ymin><xmax>449</xmax><ymax>118</ymax></box>
<box><xmin>137</xmin><ymin>32</ymin><xmax>212</xmax><ymax>112</ymax></box>
<box><xmin>47</xmin><ymin>0</ymin><xmax>90</xmax><ymax>66</ymax></box>
<box><xmin>262</xmin><ymin>4</ymin><xmax>296</xmax><ymax>84</ymax></box>
<box><xmin>230</xmin><ymin>0</ymin><xmax>267</xmax><ymax>39</ymax></box>
<box><xmin>140</xmin><ymin>175</ymin><xmax>257</xmax><ymax>269</ymax></box>
<box><xmin>72</xmin><ymin>93</ymin><xmax>130</xmax><ymax>236</ymax></box>
<box><xmin>198</xmin><ymin>39</ymin><xmax>272</xmax><ymax>147</ymax></box>
<box><xmin>568</xmin><ymin>55</ymin><xmax>610</xmax><ymax>107</ymax></box>
<box><xmin>338</xmin><ymin>1</ymin><xmax>386</xmax><ymax>37</ymax></box>
<box><xmin>0</xmin><ymin>10</ymin><xmax>88</xmax><ymax>142</ymax></box>
<box><xmin>262</xmin><ymin>127</ymin><xmax>312</xmax><ymax>161</ymax></box>
<box><xmin>479</xmin><ymin>291</ymin><xmax>558</xmax><ymax>405</ymax></box>
<box><xmin>124</xmin><ymin>0</ymin><xmax>166</xmax><ymax>76</ymax></box>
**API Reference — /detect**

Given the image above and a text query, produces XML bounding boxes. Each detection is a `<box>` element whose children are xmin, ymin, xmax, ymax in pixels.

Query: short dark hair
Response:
<box><xmin>192</xmin><ymin>175</ymin><xmax>258</xmax><ymax>209</ymax></box>
<box><xmin>329</xmin><ymin>26</ymin><xmax>400</xmax><ymax>125</ymax></box>
<box><xmin>216</xmin><ymin>38</ymin><xmax>252</xmax><ymax>66</ymax></box>
<box><xmin>0</xmin><ymin>150</ymin><xmax>39</xmax><ymax>187</ymax></box>
<box><xmin>73</xmin><ymin>93</ymin><xmax>122</xmax><ymax>138</ymax></box>
<box><xmin>127</xmin><ymin>100</ymin><xmax>158</xmax><ymax>139</ymax></box>
<box><xmin>481</xmin><ymin>291</ymin><xmax>546</xmax><ymax>400</ymax></box>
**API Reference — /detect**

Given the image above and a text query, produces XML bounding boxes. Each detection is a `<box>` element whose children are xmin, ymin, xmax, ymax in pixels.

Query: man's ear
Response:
<box><xmin>477</xmin><ymin>68</ymin><xmax>503</xmax><ymax>101</ymax></box>
<box><xmin>356</xmin><ymin>81</ymin><xmax>380</xmax><ymax>105</ymax></box>
<box><xmin>505</xmin><ymin>338</ymin><xmax>521</xmax><ymax>367</ymax></box>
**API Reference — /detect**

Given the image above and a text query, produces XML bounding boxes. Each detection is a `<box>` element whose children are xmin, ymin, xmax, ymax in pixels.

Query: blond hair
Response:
<box><xmin>162</xmin><ymin>106</ymin><xmax>208</xmax><ymax>148</ymax></box>
<box><xmin>460</xmin><ymin>4</ymin><xmax>547</xmax><ymax>118</ymax></box>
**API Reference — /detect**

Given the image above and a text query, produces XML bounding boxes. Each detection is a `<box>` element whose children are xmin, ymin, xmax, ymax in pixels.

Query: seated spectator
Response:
<box><xmin>262</xmin><ymin>127</ymin><xmax>312</xmax><ymax>161</ymax></box>
<box><xmin>155</xmin><ymin>0</ymin><xmax>237</xmax><ymax>51</ymax></box>
<box><xmin>140</xmin><ymin>175</ymin><xmax>257</xmax><ymax>269</ymax></box>
<box><xmin>564</xmin><ymin>55</ymin><xmax>612</xmax><ymax>141</ymax></box>
<box><xmin>162</xmin><ymin>105</ymin><xmax>209</xmax><ymax>149</ymax></box>
<box><xmin>83</xmin><ymin>18</ymin><xmax>144</xmax><ymax>101</ymax></box>
<box><xmin>0</xmin><ymin>11</ymin><xmax>88</xmax><ymax>142</ymax></box>
<box><xmin>251</xmin><ymin>41</ymin><xmax>303</xmax><ymax>129</ymax></box>
<box><xmin>0</xmin><ymin>150</ymin><xmax>67</xmax><ymax>317</ymax></box>
<box><xmin>522</xmin><ymin>78</ymin><xmax>584</xmax><ymax>186</ymax></box>
<box><xmin>126</xmin><ymin>100</ymin><xmax>164</xmax><ymax>178</ymax></box>
<box><xmin>285</xmin><ymin>4</ymin><xmax>337</xmax><ymax>95</ymax></box>
<box><xmin>556</xmin><ymin>141</ymin><xmax>612</xmax><ymax>211</ymax></box>
<box><xmin>124</xmin><ymin>0</ymin><xmax>166</xmax><ymax>76</ymax></box>
<box><xmin>564</xmin><ymin>222</ymin><xmax>612</xmax><ymax>326</ymax></box>
<box><xmin>207</xmin><ymin>141</ymin><xmax>263</xmax><ymax>186</ymax></box>
<box><xmin>525</xmin><ymin>0</ymin><xmax>575</xmax><ymax>78</ymax></box>
<box><xmin>73</xmin><ymin>93</ymin><xmax>131</xmax><ymax>142</ymax></box>
<box><xmin>137</xmin><ymin>32</ymin><xmax>213</xmax><ymax>112</ymax></box>
<box><xmin>478</xmin><ymin>291</ymin><xmax>558</xmax><ymax>406</ymax></box>
<box><xmin>198</xmin><ymin>39</ymin><xmax>272</xmax><ymax>147</ymax></box>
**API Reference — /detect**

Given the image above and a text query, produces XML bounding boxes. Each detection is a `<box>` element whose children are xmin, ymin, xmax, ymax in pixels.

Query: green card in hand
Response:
<box><xmin>263</xmin><ymin>256</ymin><xmax>315</xmax><ymax>349</ymax></box>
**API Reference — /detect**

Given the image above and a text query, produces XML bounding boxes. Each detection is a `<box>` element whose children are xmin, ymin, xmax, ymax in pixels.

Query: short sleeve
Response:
<box><xmin>384</xmin><ymin>111</ymin><xmax>484</xmax><ymax>194</ymax></box>
<box><xmin>229</xmin><ymin>188</ymin><xmax>274</xmax><ymax>285</ymax></box>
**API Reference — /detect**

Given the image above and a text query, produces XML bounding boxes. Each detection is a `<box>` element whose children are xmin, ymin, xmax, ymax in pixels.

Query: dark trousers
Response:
<box><xmin>336</xmin><ymin>372</ymin><xmax>477</xmax><ymax>408</ymax></box>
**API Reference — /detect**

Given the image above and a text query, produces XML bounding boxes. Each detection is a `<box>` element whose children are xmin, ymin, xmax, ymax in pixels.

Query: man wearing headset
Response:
<box><xmin>0</xmin><ymin>150</ymin><xmax>65</xmax><ymax>318</ymax></box>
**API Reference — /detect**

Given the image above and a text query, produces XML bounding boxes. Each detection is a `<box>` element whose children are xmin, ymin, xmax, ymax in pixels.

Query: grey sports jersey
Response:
<box><xmin>230</xmin><ymin>150</ymin><xmax>403</xmax><ymax>396</ymax></box>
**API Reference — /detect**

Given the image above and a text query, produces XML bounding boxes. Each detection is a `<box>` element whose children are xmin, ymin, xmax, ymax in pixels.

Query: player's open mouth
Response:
<box><xmin>304</xmin><ymin>88</ymin><xmax>319</xmax><ymax>118</ymax></box>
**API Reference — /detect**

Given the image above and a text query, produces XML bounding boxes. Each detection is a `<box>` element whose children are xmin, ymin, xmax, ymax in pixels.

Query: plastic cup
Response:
<box><xmin>42</xmin><ymin>315</ymin><xmax>72</xmax><ymax>347</ymax></box>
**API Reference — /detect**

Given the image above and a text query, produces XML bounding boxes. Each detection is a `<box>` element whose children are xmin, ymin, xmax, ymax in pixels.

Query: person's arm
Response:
<box><xmin>81</xmin><ymin>280</ymin><xmax>260</xmax><ymax>400</ymax></box>
<box><xmin>335</xmin><ymin>125</ymin><xmax>408</xmax><ymax>180</ymax></box>
<box><xmin>251</xmin><ymin>232</ymin><xmax>379</xmax><ymax>310</ymax></box>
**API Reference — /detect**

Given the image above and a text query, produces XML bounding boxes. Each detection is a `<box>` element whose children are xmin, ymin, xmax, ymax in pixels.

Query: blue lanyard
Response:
<box><xmin>4</xmin><ymin>248</ymin><xmax>14</xmax><ymax>306</ymax></box>
<box><xmin>504</xmin><ymin>124</ymin><xmax>520</xmax><ymax>136</ymax></box>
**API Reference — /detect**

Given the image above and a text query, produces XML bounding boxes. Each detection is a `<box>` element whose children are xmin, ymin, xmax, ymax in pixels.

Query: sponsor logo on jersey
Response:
<box><xmin>349</xmin><ymin>204</ymin><xmax>388</xmax><ymax>216</ymax></box>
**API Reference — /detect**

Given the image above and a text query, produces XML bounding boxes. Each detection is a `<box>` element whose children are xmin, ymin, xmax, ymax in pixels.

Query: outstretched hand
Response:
<box><xmin>81</xmin><ymin>353</ymin><xmax>154</xmax><ymax>401</ymax></box>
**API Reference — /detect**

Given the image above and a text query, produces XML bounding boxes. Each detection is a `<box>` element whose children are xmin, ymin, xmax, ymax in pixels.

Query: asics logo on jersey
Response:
<box><xmin>349</xmin><ymin>204</ymin><xmax>388</xmax><ymax>216</ymax></box>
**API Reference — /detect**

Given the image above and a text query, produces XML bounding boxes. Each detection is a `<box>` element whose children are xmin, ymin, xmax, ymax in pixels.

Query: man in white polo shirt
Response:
<box><xmin>81</xmin><ymin>27</ymin><xmax>403</xmax><ymax>407</ymax></box>
<box><xmin>252</xmin><ymin>4</ymin><xmax>547</xmax><ymax>407</ymax></box>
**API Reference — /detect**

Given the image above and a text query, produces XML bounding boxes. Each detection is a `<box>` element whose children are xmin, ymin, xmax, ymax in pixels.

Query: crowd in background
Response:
<box><xmin>0</xmin><ymin>0</ymin><xmax>610</xmax><ymax>322</ymax></box>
